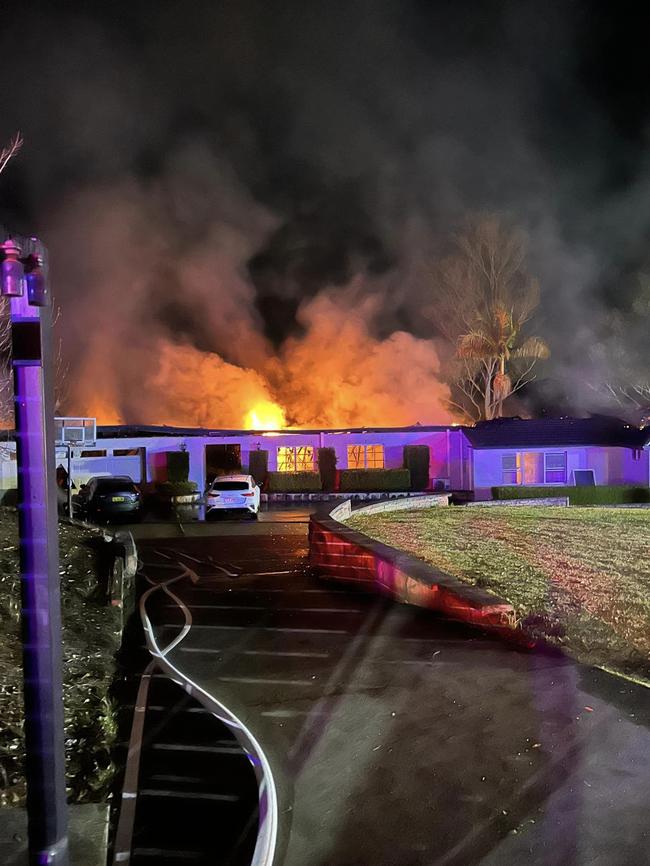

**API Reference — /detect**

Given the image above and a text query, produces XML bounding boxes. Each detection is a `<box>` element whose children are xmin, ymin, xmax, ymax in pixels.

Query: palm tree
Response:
<box><xmin>431</xmin><ymin>215</ymin><xmax>550</xmax><ymax>421</ymax></box>
<box><xmin>457</xmin><ymin>303</ymin><xmax>549</xmax><ymax>419</ymax></box>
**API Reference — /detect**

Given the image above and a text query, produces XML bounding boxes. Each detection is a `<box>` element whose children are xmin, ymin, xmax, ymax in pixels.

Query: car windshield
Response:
<box><xmin>212</xmin><ymin>481</ymin><xmax>250</xmax><ymax>491</ymax></box>
<box><xmin>95</xmin><ymin>479</ymin><xmax>138</xmax><ymax>493</ymax></box>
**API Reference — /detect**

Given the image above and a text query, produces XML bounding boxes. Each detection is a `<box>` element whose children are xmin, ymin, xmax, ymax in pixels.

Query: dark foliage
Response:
<box><xmin>403</xmin><ymin>445</ymin><xmax>430</xmax><ymax>491</ymax></box>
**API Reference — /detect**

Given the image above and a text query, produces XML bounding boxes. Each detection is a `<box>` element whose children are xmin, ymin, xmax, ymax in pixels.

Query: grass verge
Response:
<box><xmin>0</xmin><ymin>508</ymin><xmax>120</xmax><ymax>806</ymax></box>
<box><xmin>347</xmin><ymin>506</ymin><xmax>650</xmax><ymax>684</ymax></box>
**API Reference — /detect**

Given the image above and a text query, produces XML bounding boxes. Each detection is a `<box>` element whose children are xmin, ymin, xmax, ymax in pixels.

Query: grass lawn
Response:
<box><xmin>0</xmin><ymin>509</ymin><xmax>120</xmax><ymax>806</ymax></box>
<box><xmin>347</xmin><ymin>506</ymin><xmax>650</xmax><ymax>684</ymax></box>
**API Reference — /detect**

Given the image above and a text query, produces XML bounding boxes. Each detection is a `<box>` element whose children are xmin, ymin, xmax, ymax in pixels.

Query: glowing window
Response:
<box><xmin>544</xmin><ymin>452</ymin><xmax>567</xmax><ymax>484</ymax></box>
<box><xmin>277</xmin><ymin>446</ymin><xmax>314</xmax><ymax>472</ymax></box>
<box><xmin>502</xmin><ymin>453</ymin><xmax>520</xmax><ymax>485</ymax></box>
<box><xmin>347</xmin><ymin>444</ymin><xmax>385</xmax><ymax>469</ymax></box>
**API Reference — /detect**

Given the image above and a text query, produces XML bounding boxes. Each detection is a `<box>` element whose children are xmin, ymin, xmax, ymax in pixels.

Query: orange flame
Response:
<box><xmin>244</xmin><ymin>401</ymin><xmax>287</xmax><ymax>430</ymax></box>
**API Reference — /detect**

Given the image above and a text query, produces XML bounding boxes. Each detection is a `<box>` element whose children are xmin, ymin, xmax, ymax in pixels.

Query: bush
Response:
<box><xmin>403</xmin><ymin>445</ymin><xmax>430</xmax><ymax>491</ymax></box>
<box><xmin>491</xmin><ymin>485</ymin><xmax>650</xmax><ymax>505</ymax></box>
<box><xmin>156</xmin><ymin>480</ymin><xmax>198</xmax><ymax>497</ymax></box>
<box><xmin>249</xmin><ymin>449</ymin><xmax>269</xmax><ymax>486</ymax></box>
<box><xmin>318</xmin><ymin>447</ymin><xmax>338</xmax><ymax>492</ymax></box>
<box><xmin>266</xmin><ymin>471</ymin><xmax>322</xmax><ymax>493</ymax></box>
<box><xmin>340</xmin><ymin>468</ymin><xmax>411</xmax><ymax>492</ymax></box>
<box><xmin>166</xmin><ymin>450</ymin><xmax>190</xmax><ymax>483</ymax></box>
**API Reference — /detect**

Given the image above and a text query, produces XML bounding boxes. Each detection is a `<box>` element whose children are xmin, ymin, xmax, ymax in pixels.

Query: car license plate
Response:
<box><xmin>223</xmin><ymin>497</ymin><xmax>236</xmax><ymax>503</ymax></box>
<box><xmin>112</xmin><ymin>496</ymin><xmax>125</xmax><ymax>502</ymax></box>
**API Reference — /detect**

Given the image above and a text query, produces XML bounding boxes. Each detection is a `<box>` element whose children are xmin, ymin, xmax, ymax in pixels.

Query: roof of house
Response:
<box><xmin>95</xmin><ymin>423</ymin><xmax>456</xmax><ymax>439</ymax></box>
<box><xmin>462</xmin><ymin>416</ymin><xmax>649</xmax><ymax>450</ymax></box>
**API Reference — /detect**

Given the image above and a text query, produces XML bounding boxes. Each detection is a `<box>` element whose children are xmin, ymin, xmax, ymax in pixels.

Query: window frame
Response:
<box><xmin>347</xmin><ymin>444</ymin><xmax>385</xmax><ymax>469</ymax></box>
<box><xmin>501</xmin><ymin>453</ymin><xmax>521</xmax><ymax>485</ymax></box>
<box><xmin>277</xmin><ymin>445</ymin><xmax>315</xmax><ymax>473</ymax></box>
<box><xmin>544</xmin><ymin>451</ymin><xmax>567</xmax><ymax>484</ymax></box>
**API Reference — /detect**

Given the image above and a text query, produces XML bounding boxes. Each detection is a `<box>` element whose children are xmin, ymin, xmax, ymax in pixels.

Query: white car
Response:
<box><xmin>205</xmin><ymin>474</ymin><xmax>260</xmax><ymax>518</ymax></box>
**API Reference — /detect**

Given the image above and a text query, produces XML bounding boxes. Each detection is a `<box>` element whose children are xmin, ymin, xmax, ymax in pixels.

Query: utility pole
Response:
<box><xmin>1</xmin><ymin>237</ymin><xmax>69</xmax><ymax>865</ymax></box>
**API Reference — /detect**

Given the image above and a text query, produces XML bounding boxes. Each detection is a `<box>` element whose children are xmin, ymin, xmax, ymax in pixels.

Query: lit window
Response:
<box><xmin>347</xmin><ymin>444</ymin><xmax>384</xmax><ymax>469</ymax></box>
<box><xmin>277</xmin><ymin>446</ymin><xmax>314</xmax><ymax>472</ymax></box>
<box><xmin>502</xmin><ymin>453</ymin><xmax>520</xmax><ymax>485</ymax></box>
<box><xmin>113</xmin><ymin>448</ymin><xmax>141</xmax><ymax>456</ymax></box>
<box><xmin>544</xmin><ymin>452</ymin><xmax>566</xmax><ymax>484</ymax></box>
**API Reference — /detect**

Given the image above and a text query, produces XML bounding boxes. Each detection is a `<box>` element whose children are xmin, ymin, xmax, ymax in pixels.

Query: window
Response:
<box><xmin>95</xmin><ymin>478</ymin><xmax>138</xmax><ymax>493</ymax></box>
<box><xmin>212</xmin><ymin>481</ymin><xmax>250</xmax><ymax>491</ymax></box>
<box><xmin>347</xmin><ymin>444</ymin><xmax>385</xmax><ymax>469</ymax></box>
<box><xmin>80</xmin><ymin>449</ymin><xmax>107</xmax><ymax>458</ymax></box>
<box><xmin>519</xmin><ymin>451</ymin><xmax>543</xmax><ymax>484</ymax></box>
<box><xmin>544</xmin><ymin>452</ymin><xmax>567</xmax><ymax>484</ymax></box>
<box><xmin>113</xmin><ymin>448</ymin><xmax>141</xmax><ymax>456</ymax></box>
<box><xmin>277</xmin><ymin>446</ymin><xmax>315</xmax><ymax>472</ymax></box>
<box><xmin>502</xmin><ymin>454</ymin><xmax>520</xmax><ymax>485</ymax></box>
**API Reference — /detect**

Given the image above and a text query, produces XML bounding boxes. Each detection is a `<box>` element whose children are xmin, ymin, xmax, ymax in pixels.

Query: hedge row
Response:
<box><xmin>492</xmin><ymin>485</ymin><xmax>650</xmax><ymax>505</ymax></box>
<box><xmin>266</xmin><ymin>471</ymin><xmax>322</xmax><ymax>493</ymax></box>
<box><xmin>339</xmin><ymin>468</ymin><xmax>411</xmax><ymax>492</ymax></box>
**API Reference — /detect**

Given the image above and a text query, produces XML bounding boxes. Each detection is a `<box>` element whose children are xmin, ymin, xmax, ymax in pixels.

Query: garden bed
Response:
<box><xmin>0</xmin><ymin>509</ymin><xmax>121</xmax><ymax>806</ymax></box>
<box><xmin>347</xmin><ymin>505</ymin><xmax>650</xmax><ymax>684</ymax></box>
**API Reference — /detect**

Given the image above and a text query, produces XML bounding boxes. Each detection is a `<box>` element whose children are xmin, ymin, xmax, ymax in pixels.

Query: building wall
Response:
<box><xmin>0</xmin><ymin>429</ymin><xmax>644</xmax><ymax>497</ymax></box>
<box><xmin>473</xmin><ymin>444</ymin><xmax>649</xmax><ymax>497</ymax></box>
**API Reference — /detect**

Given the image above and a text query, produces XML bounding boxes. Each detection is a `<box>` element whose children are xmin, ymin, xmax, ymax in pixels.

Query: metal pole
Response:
<box><xmin>67</xmin><ymin>444</ymin><xmax>72</xmax><ymax>519</ymax></box>
<box><xmin>10</xmin><ymin>244</ymin><xmax>69</xmax><ymax>865</ymax></box>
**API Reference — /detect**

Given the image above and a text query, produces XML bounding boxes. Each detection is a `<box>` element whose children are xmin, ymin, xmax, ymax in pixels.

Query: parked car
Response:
<box><xmin>75</xmin><ymin>475</ymin><xmax>142</xmax><ymax>522</ymax></box>
<box><xmin>205</xmin><ymin>474</ymin><xmax>260</xmax><ymax>518</ymax></box>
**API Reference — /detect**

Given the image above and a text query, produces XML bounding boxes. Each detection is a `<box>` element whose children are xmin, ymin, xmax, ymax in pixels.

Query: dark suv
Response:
<box><xmin>76</xmin><ymin>476</ymin><xmax>142</xmax><ymax>522</ymax></box>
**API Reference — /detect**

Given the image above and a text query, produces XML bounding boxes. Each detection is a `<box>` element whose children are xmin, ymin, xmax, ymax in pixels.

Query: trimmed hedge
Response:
<box><xmin>340</xmin><ymin>468</ymin><xmax>411</xmax><ymax>492</ymax></box>
<box><xmin>318</xmin><ymin>447</ymin><xmax>337</xmax><ymax>492</ymax></box>
<box><xmin>249</xmin><ymin>449</ymin><xmax>269</xmax><ymax>486</ymax></box>
<box><xmin>492</xmin><ymin>485</ymin><xmax>650</xmax><ymax>505</ymax></box>
<box><xmin>266</xmin><ymin>471</ymin><xmax>322</xmax><ymax>493</ymax></box>
<box><xmin>166</xmin><ymin>450</ymin><xmax>190</xmax><ymax>483</ymax></box>
<box><xmin>403</xmin><ymin>445</ymin><xmax>430</xmax><ymax>491</ymax></box>
<box><xmin>156</xmin><ymin>480</ymin><xmax>198</xmax><ymax>497</ymax></box>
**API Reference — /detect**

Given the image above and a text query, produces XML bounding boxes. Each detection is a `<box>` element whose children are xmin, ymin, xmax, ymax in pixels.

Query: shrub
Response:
<box><xmin>166</xmin><ymin>450</ymin><xmax>190</xmax><ymax>483</ymax></box>
<box><xmin>266</xmin><ymin>471</ymin><xmax>322</xmax><ymax>493</ymax></box>
<box><xmin>491</xmin><ymin>485</ymin><xmax>650</xmax><ymax>505</ymax></box>
<box><xmin>339</xmin><ymin>468</ymin><xmax>411</xmax><ymax>492</ymax></box>
<box><xmin>249</xmin><ymin>449</ymin><xmax>269</xmax><ymax>486</ymax></box>
<box><xmin>318</xmin><ymin>447</ymin><xmax>338</xmax><ymax>492</ymax></box>
<box><xmin>403</xmin><ymin>445</ymin><xmax>430</xmax><ymax>491</ymax></box>
<box><xmin>156</xmin><ymin>480</ymin><xmax>198</xmax><ymax>497</ymax></box>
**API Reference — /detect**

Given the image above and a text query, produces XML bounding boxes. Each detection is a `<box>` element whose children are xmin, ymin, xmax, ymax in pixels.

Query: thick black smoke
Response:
<box><xmin>0</xmin><ymin>1</ymin><xmax>648</xmax><ymax>423</ymax></box>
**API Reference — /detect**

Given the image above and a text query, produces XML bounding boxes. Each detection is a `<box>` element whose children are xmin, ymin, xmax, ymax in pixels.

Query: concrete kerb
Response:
<box><xmin>309</xmin><ymin>496</ymin><xmax>528</xmax><ymax>640</ymax></box>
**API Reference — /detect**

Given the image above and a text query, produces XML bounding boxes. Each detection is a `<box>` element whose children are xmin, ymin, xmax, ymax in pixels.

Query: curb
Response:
<box><xmin>309</xmin><ymin>500</ymin><xmax>532</xmax><ymax>643</ymax></box>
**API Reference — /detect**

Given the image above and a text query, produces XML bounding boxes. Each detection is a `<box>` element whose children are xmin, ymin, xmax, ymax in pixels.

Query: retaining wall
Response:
<box><xmin>309</xmin><ymin>497</ymin><xmax>515</xmax><ymax>631</ymax></box>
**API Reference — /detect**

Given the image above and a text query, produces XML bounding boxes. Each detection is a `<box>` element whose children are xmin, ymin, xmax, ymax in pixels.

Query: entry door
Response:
<box><xmin>205</xmin><ymin>444</ymin><xmax>242</xmax><ymax>484</ymax></box>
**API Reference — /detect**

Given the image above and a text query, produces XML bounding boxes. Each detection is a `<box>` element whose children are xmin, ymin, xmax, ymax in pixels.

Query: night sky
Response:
<box><xmin>0</xmin><ymin>1</ymin><xmax>648</xmax><ymax>425</ymax></box>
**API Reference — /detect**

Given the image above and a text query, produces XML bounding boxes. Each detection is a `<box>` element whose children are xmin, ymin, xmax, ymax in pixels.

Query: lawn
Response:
<box><xmin>0</xmin><ymin>510</ymin><xmax>120</xmax><ymax>806</ymax></box>
<box><xmin>347</xmin><ymin>506</ymin><xmax>650</xmax><ymax>684</ymax></box>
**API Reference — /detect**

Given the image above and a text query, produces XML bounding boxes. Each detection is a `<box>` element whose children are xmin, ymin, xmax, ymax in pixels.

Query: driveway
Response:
<box><xmin>131</xmin><ymin>508</ymin><xmax>650</xmax><ymax>866</ymax></box>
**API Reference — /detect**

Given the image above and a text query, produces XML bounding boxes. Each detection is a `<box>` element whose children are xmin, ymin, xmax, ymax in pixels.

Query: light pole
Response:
<box><xmin>1</xmin><ymin>236</ymin><xmax>69</xmax><ymax>865</ymax></box>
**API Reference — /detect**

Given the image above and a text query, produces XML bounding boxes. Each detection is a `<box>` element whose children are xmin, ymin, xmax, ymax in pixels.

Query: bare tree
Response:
<box><xmin>431</xmin><ymin>215</ymin><xmax>549</xmax><ymax>421</ymax></box>
<box><xmin>0</xmin><ymin>132</ymin><xmax>23</xmax><ymax>177</ymax></box>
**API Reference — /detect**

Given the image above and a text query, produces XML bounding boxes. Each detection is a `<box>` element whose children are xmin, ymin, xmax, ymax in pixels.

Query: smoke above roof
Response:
<box><xmin>0</xmin><ymin>1</ymin><xmax>648</xmax><ymax>425</ymax></box>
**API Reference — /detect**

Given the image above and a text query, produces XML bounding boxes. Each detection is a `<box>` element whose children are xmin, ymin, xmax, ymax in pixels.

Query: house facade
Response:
<box><xmin>464</xmin><ymin>416</ymin><xmax>649</xmax><ymax>499</ymax></box>
<box><xmin>0</xmin><ymin>416</ymin><xmax>646</xmax><ymax>497</ymax></box>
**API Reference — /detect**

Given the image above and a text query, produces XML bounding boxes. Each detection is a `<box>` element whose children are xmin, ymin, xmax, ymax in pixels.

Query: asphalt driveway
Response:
<box><xmin>132</xmin><ymin>510</ymin><xmax>650</xmax><ymax>866</ymax></box>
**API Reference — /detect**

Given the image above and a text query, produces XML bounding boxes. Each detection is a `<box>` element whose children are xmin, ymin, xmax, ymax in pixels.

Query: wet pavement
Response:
<box><xmin>127</xmin><ymin>508</ymin><xmax>650</xmax><ymax>866</ymax></box>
